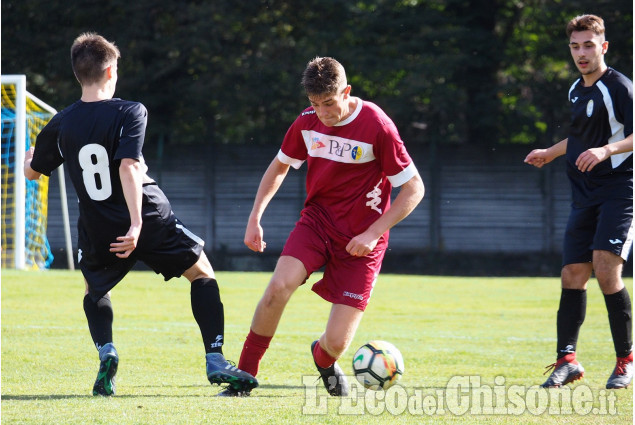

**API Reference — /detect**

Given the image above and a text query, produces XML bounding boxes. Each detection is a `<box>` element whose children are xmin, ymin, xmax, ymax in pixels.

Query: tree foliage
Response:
<box><xmin>2</xmin><ymin>0</ymin><xmax>632</xmax><ymax>148</ymax></box>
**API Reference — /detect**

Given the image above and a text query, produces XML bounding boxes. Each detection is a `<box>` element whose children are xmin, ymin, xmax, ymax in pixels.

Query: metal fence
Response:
<box><xmin>43</xmin><ymin>142</ymin><xmax>631</xmax><ymax>276</ymax></box>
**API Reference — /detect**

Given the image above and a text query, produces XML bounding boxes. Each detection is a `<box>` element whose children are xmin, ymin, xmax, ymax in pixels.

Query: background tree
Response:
<box><xmin>2</xmin><ymin>0</ymin><xmax>632</xmax><ymax>150</ymax></box>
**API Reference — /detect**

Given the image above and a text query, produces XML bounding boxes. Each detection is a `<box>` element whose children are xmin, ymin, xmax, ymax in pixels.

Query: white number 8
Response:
<box><xmin>78</xmin><ymin>144</ymin><xmax>112</xmax><ymax>201</ymax></box>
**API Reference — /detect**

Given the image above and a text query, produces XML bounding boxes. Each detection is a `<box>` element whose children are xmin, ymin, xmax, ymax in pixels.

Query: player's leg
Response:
<box><xmin>83</xmin><ymin>281</ymin><xmax>114</xmax><ymax>353</ymax></box>
<box><xmin>542</xmin><ymin>205</ymin><xmax>594</xmax><ymax>387</ymax></box>
<box><xmin>593</xmin><ymin>197</ymin><xmax>634</xmax><ymax>388</ymax></box>
<box><xmin>319</xmin><ymin>304</ymin><xmax>364</xmax><ymax>359</ymax></box>
<box><xmin>311</xmin><ymin>304</ymin><xmax>364</xmax><ymax>396</ymax></box>
<box><xmin>182</xmin><ymin>253</ymin><xmax>223</xmax><ymax>355</ymax></box>
<box><xmin>557</xmin><ymin>262</ymin><xmax>593</xmax><ymax>357</ymax></box>
<box><xmin>136</xmin><ymin>184</ymin><xmax>257</xmax><ymax>394</ymax></box>
<box><xmin>594</xmin><ymin>250</ymin><xmax>633</xmax><ymax>388</ymax></box>
<box><xmin>79</xmin><ymin>223</ymin><xmax>134</xmax><ymax>397</ymax></box>
<box><xmin>181</xmin><ymin>253</ymin><xmax>257</xmax><ymax>393</ymax></box>
<box><xmin>310</xmin><ymin>242</ymin><xmax>383</xmax><ymax>396</ymax></box>
<box><xmin>238</xmin><ymin>255</ymin><xmax>307</xmax><ymax>377</ymax></box>
<box><xmin>83</xmin><ymin>279</ymin><xmax>119</xmax><ymax>397</ymax></box>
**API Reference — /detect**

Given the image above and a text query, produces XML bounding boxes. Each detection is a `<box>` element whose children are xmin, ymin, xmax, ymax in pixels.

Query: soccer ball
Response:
<box><xmin>352</xmin><ymin>340</ymin><xmax>404</xmax><ymax>390</ymax></box>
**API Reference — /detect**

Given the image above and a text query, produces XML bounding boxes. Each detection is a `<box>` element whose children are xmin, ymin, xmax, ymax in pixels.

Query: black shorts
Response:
<box><xmin>562</xmin><ymin>197</ymin><xmax>633</xmax><ymax>265</ymax></box>
<box><xmin>79</xmin><ymin>184</ymin><xmax>204</xmax><ymax>301</ymax></box>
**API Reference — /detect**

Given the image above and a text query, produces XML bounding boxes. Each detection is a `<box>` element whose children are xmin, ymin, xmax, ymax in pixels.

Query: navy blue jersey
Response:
<box><xmin>566</xmin><ymin>68</ymin><xmax>633</xmax><ymax>205</ymax></box>
<box><xmin>31</xmin><ymin>98</ymin><xmax>149</xmax><ymax>227</ymax></box>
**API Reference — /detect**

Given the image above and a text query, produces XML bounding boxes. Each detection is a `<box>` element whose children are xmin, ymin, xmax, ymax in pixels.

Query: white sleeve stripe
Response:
<box><xmin>597</xmin><ymin>81</ymin><xmax>632</xmax><ymax>168</ymax></box>
<box><xmin>387</xmin><ymin>162</ymin><xmax>418</xmax><ymax>187</ymax></box>
<box><xmin>277</xmin><ymin>150</ymin><xmax>305</xmax><ymax>169</ymax></box>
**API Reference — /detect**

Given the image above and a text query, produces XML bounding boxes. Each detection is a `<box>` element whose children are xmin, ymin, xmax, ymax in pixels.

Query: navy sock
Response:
<box><xmin>604</xmin><ymin>287</ymin><xmax>633</xmax><ymax>358</ymax></box>
<box><xmin>83</xmin><ymin>294</ymin><xmax>113</xmax><ymax>350</ymax></box>
<box><xmin>191</xmin><ymin>278</ymin><xmax>225</xmax><ymax>354</ymax></box>
<box><xmin>556</xmin><ymin>288</ymin><xmax>586</xmax><ymax>359</ymax></box>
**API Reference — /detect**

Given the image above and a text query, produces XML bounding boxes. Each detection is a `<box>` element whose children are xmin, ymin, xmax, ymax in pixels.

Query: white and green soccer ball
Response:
<box><xmin>352</xmin><ymin>340</ymin><xmax>404</xmax><ymax>390</ymax></box>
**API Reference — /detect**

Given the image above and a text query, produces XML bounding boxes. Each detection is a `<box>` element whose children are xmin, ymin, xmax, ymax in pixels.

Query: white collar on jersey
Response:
<box><xmin>334</xmin><ymin>97</ymin><xmax>362</xmax><ymax>126</ymax></box>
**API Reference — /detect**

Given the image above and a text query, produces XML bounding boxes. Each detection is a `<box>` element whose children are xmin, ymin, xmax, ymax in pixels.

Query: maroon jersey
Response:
<box><xmin>278</xmin><ymin>98</ymin><xmax>417</xmax><ymax>246</ymax></box>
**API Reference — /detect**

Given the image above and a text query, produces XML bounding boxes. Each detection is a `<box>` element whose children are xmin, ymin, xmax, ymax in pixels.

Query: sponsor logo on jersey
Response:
<box><xmin>586</xmin><ymin>100</ymin><xmax>594</xmax><ymax>117</ymax></box>
<box><xmin>343</xmin><ymin>291</ymin><xmax>364</xmax><ymax>300</ymax></box>
<box><xmin>310</xmin><ymin>138</ymin><xmax>326</xmax><ymax>150</ymax></box>
<box><xmin>301</xmin><ymin>130</ymin><xmax>374</xmax><ymax>164</ymax></box>
<box><xmin>302</xmin><ymin>110</ymin><xmax>317</xmax><ymax>116</ymax></box>
<box><xmin>609</xmin><ymin>239</ymin><xmax>623</xmax><ymax>245</ymax></box>
<box><xmin>351</xmin><ymin>145</ymin><xmax>363</xmax><ymax>161</ymax></box>
<box><xmin>571</xmin><ymin>96</ymin><xmax>579</xmax><ymax>103</ymax></box>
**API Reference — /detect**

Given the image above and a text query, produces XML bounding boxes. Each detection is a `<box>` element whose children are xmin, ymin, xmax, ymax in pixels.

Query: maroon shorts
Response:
<box><xmin>281</xmin><ymin>219</ymin><xmax>386</xmax><ymax>311</ymax></box>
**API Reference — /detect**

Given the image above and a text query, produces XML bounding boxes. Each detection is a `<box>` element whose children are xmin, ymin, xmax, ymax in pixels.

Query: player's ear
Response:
<box><xmin>342</xmin><ymin>85</ymin><xmax>352</xmax><ymax>97</ymax></box>
<box><xmin>601</xmin><ymin>40</ymin><xmax>609</xmax><ymax>54</ymax></box>
<box><xmin>105</xmin><ymin>63</ymin><xmax>117</xmax><ymax>80</ymax></box>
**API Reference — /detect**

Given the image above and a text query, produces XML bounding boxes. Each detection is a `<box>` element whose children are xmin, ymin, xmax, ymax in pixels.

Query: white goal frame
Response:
<box><xmin>2</xmin><ymin>74</ymin><xmax>74</xmax><ymax>270</ymax></box>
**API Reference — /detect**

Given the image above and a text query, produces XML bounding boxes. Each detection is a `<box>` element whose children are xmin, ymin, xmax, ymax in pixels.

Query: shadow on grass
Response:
<box><xmin>1</xmin><ymin>384</ymin><xmax>308</xmax><ymax>401</ymax></box>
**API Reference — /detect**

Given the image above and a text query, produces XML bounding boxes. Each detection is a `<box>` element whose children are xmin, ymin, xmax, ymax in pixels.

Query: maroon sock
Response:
<box><xmin>238</xmin><ymin>330</ymin><xmax>272</xmax><ymax>377</ymax></box>
<box><xmin>312</xmin><ymin>340</ymin><xmax>337</xmax><ymax>369</ymax></box>
<box><xmin>557</xmin><ymin>352</ymin><xmax>578</xmax><ymax>365</ymax></box>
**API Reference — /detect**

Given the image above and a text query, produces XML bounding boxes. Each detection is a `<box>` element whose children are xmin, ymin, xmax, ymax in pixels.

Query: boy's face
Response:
<box><xmin>569</xmin><ymin>30</ymin><xmax>608</xmax><ymax>77</ymax></box>
<box><xmin>308</xmin><ymin>85</ymin><xmax>352</xmax><ymax>127</ymax></box>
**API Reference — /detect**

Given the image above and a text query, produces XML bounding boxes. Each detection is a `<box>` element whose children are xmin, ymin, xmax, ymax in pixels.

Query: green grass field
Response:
<box><xmin>1</xmin><ymin>270</ymin><xmax>632</xmax><ymax>424</ymax></box>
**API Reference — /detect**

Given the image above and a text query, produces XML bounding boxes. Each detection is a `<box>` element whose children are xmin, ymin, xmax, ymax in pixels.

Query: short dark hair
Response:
<box><xmin>566</xmin><ymin>14</ymin><xmax>605</xmax><ymax>39</ymax></box>
<box><xmin>301</xmin><ymin>57</ymin><xmax>347</xmax><ymax>97</ymax></box>
<box><xmin>71</xmin><ymin>32</ymin><xmax>120</xmax><ymax>86</ymax></box>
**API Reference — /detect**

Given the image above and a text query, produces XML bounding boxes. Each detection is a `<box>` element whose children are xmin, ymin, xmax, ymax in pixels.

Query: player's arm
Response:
<box><xmin>244</xmin><ymin>157</ymin><xmax>291</xmax><ymax>252</ymax></box>
<box><xmin>346</xmin><ymin>172</ymin><xmax>425</xmax><ymax>257</ymax></box>
<box><xmin>576</xmin><ymin>133</ymin><xmax>633</xmax><ymax>172</ymax></box>
<box><xmin>24</xmin><ymin>116</ymin><xmax>63</xmax><ymax>180</ymax></box>
<box><xmin>24</xmin><ymin>147</ymin><xmax>42</xmax><ymax>181</ymax></box>
<box><xmin>110</xmin><ymin>158</ymin><xmax>144</xmax><ymax>258</ymax></box>
<box><xmin>524</xmin><ymin>138</ymin><xmax>567</xmax><ymax>168</ymax></box>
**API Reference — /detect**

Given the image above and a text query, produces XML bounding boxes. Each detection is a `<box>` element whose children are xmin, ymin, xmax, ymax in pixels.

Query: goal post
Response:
<box><xmin>1</xmin><ymin>74</ymin><xmax>74</xmax><ymax>270</ymax></box>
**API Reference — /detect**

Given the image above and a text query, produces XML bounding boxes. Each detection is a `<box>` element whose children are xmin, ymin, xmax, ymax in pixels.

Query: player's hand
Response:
<box><xmin>346</xmin><ymin>233</ymin><xmax>379</xmax><ymax>257</ymax></box>
<box><xmin>244</xmin><ymin>221</ymin><xmax>267</xmax><ymax>252</ymax></box>
<box><xmin>110</xmin><ymin>224</ymin><xmax>141</xmax><ymax>258</ymax></box>
<box><xmin>524</xmin><ymin>149</ymin><xmax>551</xmax><ymax>168</ymax></box>
<box><xmin>576</xmin><ymin>147</ymin><xmax>608</xmax><ymax>172</ymax></box>
<box><xmin>24</xmin><ymin>147</ymin><xmax>35</xmax><ymax>163</ymax></box>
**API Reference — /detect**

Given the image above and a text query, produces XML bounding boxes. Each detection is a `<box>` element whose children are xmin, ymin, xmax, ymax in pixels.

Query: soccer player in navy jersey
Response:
<box><xmin>23</xmin><ymin>32</ymin><xmax>257</xmax><ymax>396</ymax></box>
<box><xmin>525</xmin><ymin>15</ymin><xmax>633</xmax><ymax>389</ymax></box>
<box><xmin>229</xmin><ymin>57</ymin><xmax>425</xmax><ymax>397</ymax></box>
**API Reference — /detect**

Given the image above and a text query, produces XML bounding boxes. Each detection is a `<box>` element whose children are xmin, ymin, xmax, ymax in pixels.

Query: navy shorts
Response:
<box><xmin>562</xmin><ymin>197</ymin><xmax>633</xmax><ymax>265</ymax></box>
<box><xmin>79</xmin><ymin>184</ymin><xmax>204</xmax><ymax>301</ymax></box>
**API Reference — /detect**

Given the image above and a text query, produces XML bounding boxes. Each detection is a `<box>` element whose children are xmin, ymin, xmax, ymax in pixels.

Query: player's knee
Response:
<box><xmin>184</xmin><ymin>256</ymin><xmax>215</xmax><ymax>282</ymax></box>
<box><xmin>561</xmin><ymin>264</ymin><xmax>591</xmax><ymax>289</ymax></box>
<box><xmin>262</xmin><ymin>278</ymin><xmax>295</xmax><ymax>307</ymax></box>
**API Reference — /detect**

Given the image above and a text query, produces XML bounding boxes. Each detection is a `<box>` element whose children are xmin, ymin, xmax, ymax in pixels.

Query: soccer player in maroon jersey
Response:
<box><xmin>525</xmin><ymin>15</ymin><xmax>633</xmax><ymax>389</ymax></box>
<box><xmin>230</xmin><ymin>57</ymin><xmax>425</xmax><ymax>396</ymax></box>
<box><xmin>24</xmin><ymin>32</ymin><xmax>257</xmax><ymax>396</ymax></box>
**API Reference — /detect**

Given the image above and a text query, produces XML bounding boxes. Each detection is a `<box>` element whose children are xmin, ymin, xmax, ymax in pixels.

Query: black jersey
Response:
<box><xmin>31</xmin><ymin>98</ymin><xmax>149</xmax><ymax>229</ymax></box>
<box><xmin>566</xmin><ymin>68</ymin><xmax>633</xmax><ymax>205</ymax></box>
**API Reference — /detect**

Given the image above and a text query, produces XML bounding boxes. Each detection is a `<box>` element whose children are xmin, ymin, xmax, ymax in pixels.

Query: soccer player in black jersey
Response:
<box><xmin>24</xmin><ymin>32</ymin><xmax>257</xmax><ymax>396</ymax></box>
<box><xmin>525</xmin><ymin>15</ymin><xmax>633</xmax><ymax>389</ymax></box>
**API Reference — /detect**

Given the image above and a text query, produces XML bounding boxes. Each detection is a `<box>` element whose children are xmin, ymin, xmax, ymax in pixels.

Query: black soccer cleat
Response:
<box><xmin>311</xmin><ymin>340</ymin><xmax>349</xmax><ymax>396</ymax></box>
<box><xmin>93</xmin><ymin>343</ymin><xmax>119</xmax><ymax>396</ymax></box>
<box><xmin>206</xmin><ymin>353</ymin><xmax>258</xmax><ymax>392</ymax></box>
<box><xmin>216</xmin><ymin>386</ymin><xmax>252</xmax><ymax>397</ymax></box>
